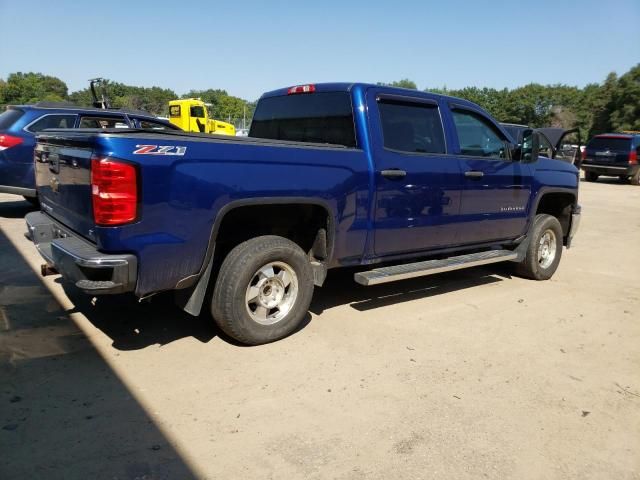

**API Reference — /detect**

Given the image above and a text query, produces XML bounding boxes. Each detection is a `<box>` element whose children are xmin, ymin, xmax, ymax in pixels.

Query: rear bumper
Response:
<box><xmin>581</xmin><ymin>163</ymin><xmax>638</xmax><ymax>176</ymax></box>
<box><xmin>566</xmin><ymin>205</ymin><xmax>581</xmax><ymax>248</ymax></box>
<box><xmin>0</xmin><ymin>185</ymin><xmax>37</xmax><ymax>197</ymax></box>
<box><xmin>25</xmin><ymin>211</ymin><xmax>137</xmax><ymax>295</ymax></box>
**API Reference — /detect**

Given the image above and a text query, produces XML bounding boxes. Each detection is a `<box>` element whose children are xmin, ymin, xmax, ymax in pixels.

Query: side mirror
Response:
<box><xmin>516</xmin><ymin>129</ymin><xmax>540</xmax><ymax>163</ymax></box>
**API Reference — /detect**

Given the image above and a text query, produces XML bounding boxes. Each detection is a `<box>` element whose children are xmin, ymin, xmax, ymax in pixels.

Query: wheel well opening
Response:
<box><xmin>214</xmin><ymin>203</ymin><xmax>331</xmax><ymax>262</ymax></box>
<box><xmin>536</xmin><ymin>193</ymin><xmax>575</xmax><ymax>241</ymax></box>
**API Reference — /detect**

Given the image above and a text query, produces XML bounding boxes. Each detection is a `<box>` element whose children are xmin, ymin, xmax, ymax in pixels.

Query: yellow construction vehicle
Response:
<box><xmin>168</xmin><ymin>98</ymin><xmax>236</xmax><ymax>136</ymax></box>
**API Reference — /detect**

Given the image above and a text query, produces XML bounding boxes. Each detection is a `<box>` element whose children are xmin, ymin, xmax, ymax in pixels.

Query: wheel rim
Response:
<box><xmin>537</xmin><ymin>229</ymin><xmax>557</xmax><ymax>269</ymax></box>
<box><xmin>245</xmin><ymin>261</ymin><xmax>299</xmax><ymax>325</ymax></box>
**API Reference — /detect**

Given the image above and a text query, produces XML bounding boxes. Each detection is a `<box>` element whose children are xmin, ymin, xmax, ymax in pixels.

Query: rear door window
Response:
<box><xmin>452</xmin><ymin>109</ymin><xmax>508</xmax><ymax>159</ymax></box>
<box><xmin>26</xmin><ymin>114</ymin><xmax>77</xmax><ymax>132</ymax></box>
<box><xmin>378</xmin><ymin>100</ymin><xmax>446</xmax><ymax>154</ymax></box>
<box><xmin>0</xmin><ymin>108</ymin><xmax>25</xmax><ymax>129</ymax></box>
<box><xmin>250</xmin><ymin>92</ymin><xmax>357</xmax><ymax>148</ymax></box>
<box><xmin>79</xmin><ymin>116</ymin><xmax>129</xmax><ymax>129</ymax></box>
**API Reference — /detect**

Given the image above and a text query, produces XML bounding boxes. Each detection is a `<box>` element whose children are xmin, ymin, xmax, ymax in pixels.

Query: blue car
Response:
<box><xmin>0</xmin><ymin>102</ymin><xmax>179</xmax><ymax>202</ymax></box>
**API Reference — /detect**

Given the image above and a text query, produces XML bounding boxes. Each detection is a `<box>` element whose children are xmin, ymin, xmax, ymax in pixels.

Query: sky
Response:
<box><xmin>1</xmin><ymin>0</ymin><xmax>638</xmax><ymax>101</ymax></box>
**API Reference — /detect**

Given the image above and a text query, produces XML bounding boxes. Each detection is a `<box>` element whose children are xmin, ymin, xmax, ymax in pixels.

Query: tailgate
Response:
<box><xmin>584</xmin><ymin>136</ymin><xmax>631</xmax><ymax>166</ymax></box>
<box><xmin>34</xmin><ymin>134</ymin><xmax>96</xmax><ymax>239</ymax></box>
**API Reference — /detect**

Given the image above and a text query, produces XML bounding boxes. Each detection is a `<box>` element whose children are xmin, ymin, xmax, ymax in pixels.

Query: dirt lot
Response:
<box><xmin>1</xmin><ymin>179</ymin><xmax>639</xmax><ymax>480</ymax></box>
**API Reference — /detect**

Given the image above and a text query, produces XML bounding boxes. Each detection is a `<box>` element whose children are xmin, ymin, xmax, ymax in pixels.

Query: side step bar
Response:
<box><xmin>354</xmin><ymin>250</ymin><xmax>518</xmax><ymax>286</ymax></box>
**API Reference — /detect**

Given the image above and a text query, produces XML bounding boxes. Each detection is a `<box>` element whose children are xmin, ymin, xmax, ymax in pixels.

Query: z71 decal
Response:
<box><xmin>133</xmin><ymin>145</ymin><xmax>187</xmax><ymax>156</ymax></box>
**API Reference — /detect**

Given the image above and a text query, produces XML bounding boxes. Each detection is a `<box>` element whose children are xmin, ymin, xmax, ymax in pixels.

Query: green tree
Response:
<box><xmin>609</xmin><ymin>64</ymin><xmax>640</xmax><ymax>132</ymax></box>
<box><xmin>68</xmin><ymin>79</ymin><xmax>177</xmax><ymax>116</ymax></box>
<box><xmin>1</xmin><ymin>72</ymin><xmax>68</xmax><ymax>105</ymax></box>
<box><xmin>378</xmin><ymin>79</ymin><xmax>418</xmax><ymax>90</ymax></box>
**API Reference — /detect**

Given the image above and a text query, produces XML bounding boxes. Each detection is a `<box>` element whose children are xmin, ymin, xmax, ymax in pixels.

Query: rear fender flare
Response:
<box><xmin>175</xmin><ymin>197</ymin><xmax>335</xmax><ymax>306</ymax></box>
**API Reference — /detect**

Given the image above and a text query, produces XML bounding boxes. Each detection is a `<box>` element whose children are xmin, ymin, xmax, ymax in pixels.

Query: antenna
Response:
<box><xmin>89</xmin><ymin>78</ymin><xmax>111</xmax><ymax>109</ymax></box>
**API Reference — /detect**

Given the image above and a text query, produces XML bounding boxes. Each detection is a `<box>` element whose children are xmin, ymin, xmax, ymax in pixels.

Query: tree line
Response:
<box><xmin>1</xmin><ymin>65</ymin><xmax>638</xmax><ymax>138</ymax></box>
<box><xmin>379</xmin><ymin>64</ymin><xmax>639</xmax><ymax>139</ymax></box>
<box><xmin>0</xmin><ymin>74</ymin><xmax>256</xmax><ymax>128</ymax></box>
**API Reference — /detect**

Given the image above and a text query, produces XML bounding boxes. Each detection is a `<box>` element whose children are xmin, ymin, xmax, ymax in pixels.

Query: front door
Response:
<box><xmin>448</xmin><ymin>106</ymin><xmax>533</xmax><ymax>245</ymax></box>
<box><xmin>369</xmin><ymin>90</ymin><xmax>463</xmax><ymax>257</ymax></box>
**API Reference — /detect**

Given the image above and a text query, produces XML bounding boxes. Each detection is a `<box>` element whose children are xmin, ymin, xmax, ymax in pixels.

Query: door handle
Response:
<box><xmin>381</xmin><ymin>169</ymin><xmax>407</xmax><ymax>179</ymax></box>
<box><xmin>464</xmin><ymin>170</ymin><xmax>484</xmax><ymax>179</ymax></box>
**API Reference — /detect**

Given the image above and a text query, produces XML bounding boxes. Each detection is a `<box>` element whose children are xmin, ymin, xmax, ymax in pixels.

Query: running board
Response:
<box><xmin>354</xmin><ymin>250</ymin><xmax>518</xmax><ymax>286</ymax></box>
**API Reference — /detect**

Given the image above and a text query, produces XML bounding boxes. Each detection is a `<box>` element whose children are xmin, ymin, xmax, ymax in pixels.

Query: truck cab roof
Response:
<box><xmin>260</xmin><ymin>82</ymin><xmax>484</xmax><ymax>109</ymax></box>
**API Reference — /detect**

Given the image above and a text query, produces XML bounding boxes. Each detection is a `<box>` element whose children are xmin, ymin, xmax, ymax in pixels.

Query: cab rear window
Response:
<box><xmin>250</xmin><ymin>92</ymin><xmax>357</xmax><ymax>148</ymax></box>
<box><xmin>0</xmin><ymin>108</ymin><xmax>25</xmax><ymax>129</ymax></box>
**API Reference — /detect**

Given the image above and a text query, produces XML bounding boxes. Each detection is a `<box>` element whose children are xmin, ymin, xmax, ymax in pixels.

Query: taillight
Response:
<box><xmin>287</xmin><ymin>84</ymin><xmax>316</xmax><ymax>95</ymax></box>
<box><xmin>581</xmin><ymin>148</ymin><xmax>587</xmax><ymax>161</ymax></box>
<box><xmin>629</xmin><ymin>150</ymin><xmax>638</xmax><ymax>165</ymax></box>
<box><xmin>91</xmin><ymin>156</ymin><xmax>138</xmax><ymax>226</ymax></box>
<box><xmin>0</xmin><ymin>134</ymin><xmax>24</xmax><ymax>151</ymax></box>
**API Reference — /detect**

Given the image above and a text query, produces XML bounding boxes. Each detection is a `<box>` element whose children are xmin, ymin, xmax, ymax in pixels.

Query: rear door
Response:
<box><xmin>368</xmin><ymin>90</ymin><xmax>463</xmax><ymax>256</ymax></box>
<box><xmin>447</xmin><ymin>105</ymin><xmax>533</xmax><ymax>245</ymax></box>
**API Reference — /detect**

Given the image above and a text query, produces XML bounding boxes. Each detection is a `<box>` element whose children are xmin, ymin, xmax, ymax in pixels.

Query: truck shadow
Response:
<box><xmin>0</xmin><ymin>196</ymin><xmax>38</xmax><ymax>219</ymax></box>
<box><xmin>0</xmin><ymin>228</ymin><xmax>198</xmax><ymax>479</ymax></box>
<box><xmin>311</xmin><ymin>265</ymin><xmax>511</xmax><ymax>315</ymax></box>
<box><xmin>60</xmin><ymin>284</ymin><xmax>217</xmax><ymax>351</ymax></box>
<box><xmin>61</xmin><ymin>264</ymin><xmax>511</xmax><ymax>349</ymax></box>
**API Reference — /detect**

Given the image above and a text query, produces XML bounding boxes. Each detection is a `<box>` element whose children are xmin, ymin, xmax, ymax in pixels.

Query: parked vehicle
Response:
<box><xmin>0</xmin><ymin>103</ymin><xmax>179</xmax><ymax>202</ymax></box>
<box><xmin>168</xmin><ymin>98</ymin><xmax>236</xmax><ymax>136</ymax></box>
<box><xmin>26</xmin><ymin>83</ymin><xmax>581</xmax><ymax>345</ymax></box>
<box><xmin>501</xmin><ymin>123</ymin><xmax>581</xmax><ymax>165</ymax></box>
<box><xmin>581</xmin><ymin>132</ymin><xmax>640</xmax><ymax>184</ymax></box>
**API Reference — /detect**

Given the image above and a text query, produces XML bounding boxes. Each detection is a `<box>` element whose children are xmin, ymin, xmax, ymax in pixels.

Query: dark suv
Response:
<box><xmin>0</xmin><ymin>103</ymin><xmax>179</xmax><ymax>202</ymax></box>
<box><xmin>581</xmin><ymin>133</ymin><xmax>640</xmax><ymax>185</ymax></box>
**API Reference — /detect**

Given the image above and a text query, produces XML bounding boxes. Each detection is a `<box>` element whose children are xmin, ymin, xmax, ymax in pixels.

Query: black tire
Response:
<box><xmin>515</xmin><ymin>214</ymin><xmax>563</xmax><ymax>280</ymax></box>
<box><xmin>619</xmin><ymin>175</ymin><xmax>629</xmax><ymax>183</ymax></box>
<box><xmin>584</xmin><ymin>171</ymin><xmax>599</xmax><ymax>182</ymax></box>
<box><xmin>211</xmin><ymin>235</ymin><xmax>314</xmax><ymax>345</ymax></box>
<box><xmin>23</xmin><ymin>195</ymin><xmax>39</xmax><ymax>207</ymax></box>
<box><xmin>631</xmin><ymin>169</ymin><xmax>640</xmax><ymax>186</ymax></box>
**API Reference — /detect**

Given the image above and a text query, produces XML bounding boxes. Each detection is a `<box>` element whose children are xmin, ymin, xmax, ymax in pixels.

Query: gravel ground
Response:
<box><xmin>1</xmin><ymin>178</ymin><xmax>639</xmax><ymax>480</ymax></box>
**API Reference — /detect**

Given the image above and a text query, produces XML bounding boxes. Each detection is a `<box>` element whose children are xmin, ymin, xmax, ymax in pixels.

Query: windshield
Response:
<box><xmin>250</xmin><ymin>92</ymin><xmax>356</xmax><ymax>148</ymax></box>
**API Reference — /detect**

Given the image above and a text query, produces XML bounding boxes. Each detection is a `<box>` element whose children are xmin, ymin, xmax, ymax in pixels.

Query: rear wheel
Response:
<box><xmin>618</xmin><ymin>175</ymin><xmax>629</xmax><ymax>183</ymax></box>
<box><xmin>584</xmin><ymin>171</ymin><xmax>599</xmax><ymax>182</ymax></box>
<box><xmin>516</xmin><ymin>214</ymin><xmax>563</xmax><ymax>280</ymax></box>
<box><xmin>211</xmin><ymin>235</ymin><xmax>314</xmax><ymax>345</ymax></box>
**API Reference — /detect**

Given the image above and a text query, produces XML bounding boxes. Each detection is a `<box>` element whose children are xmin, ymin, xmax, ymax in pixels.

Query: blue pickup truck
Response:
<box><xmin>25</xmin><ymin>83</ymin><xmax>581</xmax><ymax>345</ymax></box>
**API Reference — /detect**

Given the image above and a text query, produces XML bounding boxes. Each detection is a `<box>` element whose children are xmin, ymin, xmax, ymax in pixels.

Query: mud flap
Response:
<box><xmin>174</xmin><ymin>257</ymin><xmax>214</xmax><ymax>317</ymax></box>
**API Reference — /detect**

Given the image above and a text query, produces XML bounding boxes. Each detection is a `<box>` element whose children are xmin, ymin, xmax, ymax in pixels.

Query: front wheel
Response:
<box><xmin>211</xmin><ymin>236</ymin><xmax>314</xmax><ymax>345</ymax></box>
<box><xmin>515</xmin><ymin>214</ymin><xmax>563</xmax><ymax>280</ymax></box>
